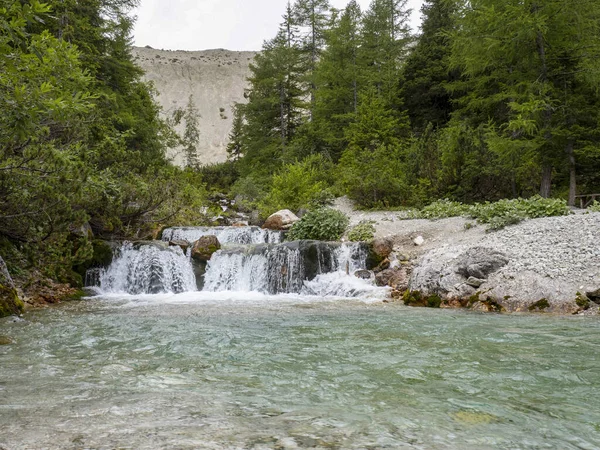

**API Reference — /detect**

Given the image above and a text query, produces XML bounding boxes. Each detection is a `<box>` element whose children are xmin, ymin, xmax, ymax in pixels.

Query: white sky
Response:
<box><xmin>133</xmin><ymin>0</ymin><xmax>424</xmax><ymax>51</ymax></box>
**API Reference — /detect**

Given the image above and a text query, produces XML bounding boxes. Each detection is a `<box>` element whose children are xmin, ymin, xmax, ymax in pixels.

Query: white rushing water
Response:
<box><xmin>162</xmin><ymin>226</ymin><xmax>284</xmax><ymax>244</ymax></box>
<box><xmin>91</xmin><ymin>227</ymin><xmax>386</xmax><ymax>299</ymax></box>
<box><xmin>97</xmin><ymin>242</ymin><xmax>196</xmax><ymax>295</ymax></box>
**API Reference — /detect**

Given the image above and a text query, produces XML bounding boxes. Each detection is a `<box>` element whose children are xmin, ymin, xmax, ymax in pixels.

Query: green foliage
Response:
<box><xmin>588</xmin><ymin>201</ymin><xmax>600</xmax><ymax>212</ymax></box>
<box><xmin>347</xmin><ymin>221</ymin><xmax>376</xmax><ymax>242</ymax></box>
<box><xmin>402</xmin><ymin>290</ymin><xmax>442</xmax><ymax>308</ymax></box>
<box><xmin>408</xmin><ymin>196</ymin><xmax>571</xmax><ymax>230</ymax></box>
<box><xmin>259</xmin><ymin>154</ymin><xmax>334</xmax><ymax>217</ymax></box>
<box><xmin>286</xmin><ymin>208</ymin><xmax>349</xmax><ymax>241</ymax></box>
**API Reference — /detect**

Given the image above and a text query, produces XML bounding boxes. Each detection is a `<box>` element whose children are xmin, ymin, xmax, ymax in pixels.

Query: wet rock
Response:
<box><xmin>191</xmin><ymin>235</ymin><xmax>221</xmax><ymax>262</ymax></box>
<box><xmin>0</xmin><ymin>336</ymin><xmax>14</xmax><ymax>345</ymax></box>
<box><xmin>376</xmin><ymin>267</ymin><xmax>410</xmax><ymax>290</ymax></box>
<box><xmin>354</xmin><ymin>269</ymin><xmax>373</xmax><ymax>280</ymax></box>
<box><xmin>262</xmin><ymin>209</ymin><xmax>299</xmax><ymax>231</ymax></box>
<box><xmin>373</xmin><ymin>258</ymin><xmax>391</xmax><ymax>273</ymax></box>
<box><xmin>168</xmin><ymin>240</ymin><xmax>190</xmax><ymax>252</ymax></box>
<box><xmin>371</xmin><ymin>237</ymin><xmax>393</xmax><ymax>259</ymax></box>
<box><xmin>0</xmin><ymin>256</ymin><xmax>23</xmax><ymax>318</ymax></box>
<box><xmin>586</xmin><ymin>287</ymin><xmax>600</xmax><ymax>304</ymax></box>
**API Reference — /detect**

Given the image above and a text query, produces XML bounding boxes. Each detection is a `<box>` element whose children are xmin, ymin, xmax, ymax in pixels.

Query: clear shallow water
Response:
<box><xmin>1</xmin><ymin>294</ymin><xmax>599</xmax><ymax>449</ymax></box>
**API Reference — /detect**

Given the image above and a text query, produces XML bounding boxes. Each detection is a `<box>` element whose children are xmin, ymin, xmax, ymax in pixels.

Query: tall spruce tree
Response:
<box><xmin>450</xmin><ymin>0</ymin><xmax>600</xmax><ymax>200</ymax></box>
<box><xmin>238</xmin><ymin>2</ymin><xmax>306</xmax><ymax>177</ymax></box>
<box><xmin>358</xmin><ymin>0</ymin><xmax>412</xmax><ymax>109</ymax></box>
<box><xmin>402</xmin><ymin>0</ymin><xmax>456</xmax><ymax>132</ymax></box>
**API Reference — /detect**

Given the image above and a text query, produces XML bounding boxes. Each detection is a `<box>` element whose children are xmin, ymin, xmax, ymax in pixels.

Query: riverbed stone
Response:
<box><xmin>262</xmin><ymin>209</ymin><xmax>299</xmax><ymax>231</ymax></box>
<box><xmin>191</xmin><ymin>235</ymin><xmax>221</xmax><ymax>262</ymax></box>
<box><xmin>169</xmin><ymin>240</ymin><xmax>190</xmax><ymax>252</ymax></box>
<box><xmin>371</xmin><ymin>238</ymin><xmax>393</xmax><ymax>259</ymax></box>
<box><xmin>375</xmin><ymin>267</ymin><xmax>410</xmax><ymax>290</ymax></box>
<box><xmin>354</xmin><ymin>270</ymin><xmax>373</xmax><ymax>280</ymax></box>
<box><xmin>455</xmin><ymin>247</ymin><xmax>509</xmax><ymax>279</ymax></box>
<box><xmin>0</xmin><ymin>256</ymin><xmax>24</xmax><ymax>318</ymax></box>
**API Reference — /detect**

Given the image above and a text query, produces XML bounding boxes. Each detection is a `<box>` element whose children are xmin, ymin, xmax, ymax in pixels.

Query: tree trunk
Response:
<box><xmin>566</xmin><ymin>141</ymin><xmax>576</xmax><ymax>207</ymax></box>
<box><xmin>540</xmin><ymin>164</ymin><xmax>552</xmax><ymax>198</ymax></box>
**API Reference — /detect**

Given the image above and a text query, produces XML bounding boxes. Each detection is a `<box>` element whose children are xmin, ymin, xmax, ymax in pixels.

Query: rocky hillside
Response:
<box><xmin>132</xmin><ymin>47</ymin><xmax>256</xmax><ymax>166</ymax></box>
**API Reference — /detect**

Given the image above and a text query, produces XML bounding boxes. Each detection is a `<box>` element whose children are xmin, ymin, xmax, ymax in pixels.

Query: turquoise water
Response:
<box><xmin>1</xmin><ymin>294</ymin><xmax>599</xmax><ymax>449</ymax></box>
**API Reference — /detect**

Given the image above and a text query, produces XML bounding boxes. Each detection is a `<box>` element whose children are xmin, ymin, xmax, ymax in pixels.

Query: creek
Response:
<box><xmin>1</xmin><ymin>227</ymin><xmax>599</xmax><ymax>449</ymax></box>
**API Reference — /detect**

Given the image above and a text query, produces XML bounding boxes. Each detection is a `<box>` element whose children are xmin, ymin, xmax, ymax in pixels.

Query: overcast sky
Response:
<box><xmin>133</xmin><ymin>0</ymin><xmax>424</xmax><ymax>51</ymax></box>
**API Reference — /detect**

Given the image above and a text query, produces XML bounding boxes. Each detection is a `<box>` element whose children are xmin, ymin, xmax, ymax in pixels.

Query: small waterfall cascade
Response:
<box><xmin>88</xmin><ymin>226</ymin><xmax>385</xmax><ymax>299</ymax></box>
<box><xmin>162</xmin><ymin>226</ymin><xmax>284</xmax><ymax>245</ymax></box>
<box><xmin>203</xmin><ymin>241</ymin><xmax>370</xmax><ymax>295</ymax></box>
<box><xmin>91</xmin><ymin>242</ymin><xmax>196</xmax><ymax>295</ymax></box>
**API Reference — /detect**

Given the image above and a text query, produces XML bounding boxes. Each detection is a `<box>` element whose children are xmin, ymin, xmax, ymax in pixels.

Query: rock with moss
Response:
<box><xmin>0</xmin><ymin>256</ymin><xmax>24</xmax><ymax>318</ymax></box>
<box><xmin>192</xmin><ymin>235</ymin><xmax>221</xmax><ymax>262</ymax></box>
<box><xmin>263</xmin><ymin>209</ymin><xmax>299</xmax><ymax>231</ymax></box>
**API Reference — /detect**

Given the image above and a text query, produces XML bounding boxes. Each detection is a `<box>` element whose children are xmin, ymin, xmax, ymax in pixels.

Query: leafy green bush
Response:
<box><xmin>347</xmin><ymin>221</ymin><xmax>376</xmax><ymax>242</ymax></box>
<box><xmin>406</xmin><ymin>196</ymin><xmax>570</xmax><ymax>230</ymax></box>
<box><xmin>588</xmin><ymin>201</ymin><xmax>600</xmax><ymax>212</ymax></box>
<box><xmin>286</xmin><ymin>208</ymin><xmax>349</xmax><ymax>241</ymax></box>
<box><xmin>407</xmin><ymin>199</ymin><xmax>471</xmax><ymax>219</ymax></box>
<box><xmin>259</xmin><ymin>155</ymin><xmax>333</xmax><ymax>218</ymax></box>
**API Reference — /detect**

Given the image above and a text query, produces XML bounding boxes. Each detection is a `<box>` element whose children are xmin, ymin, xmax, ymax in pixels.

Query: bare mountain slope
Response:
<box><xmin>132</xmin><ymin>46</ymin><xmax>256</xmax><ymax>166</ymax></box>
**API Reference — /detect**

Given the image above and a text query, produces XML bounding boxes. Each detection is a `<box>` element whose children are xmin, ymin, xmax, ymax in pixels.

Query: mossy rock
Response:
<box><xmin>528</xmin><ymin>298</ymin><xmax>550</xmax><ymax>312</ymax></box>
<box><xmin>0</xmin><ymin>284</ymin><xmax>24</xmax><ymax>318</ymax></box>
<box><xmin>402</xmin><ymin>290</ymin><xmax>442</xmax><ymax>308</ymax></box>
<box><xmin>575</xmin><ymin>292</ymin><xmax>590</xmax><ymax>311</ymax></box>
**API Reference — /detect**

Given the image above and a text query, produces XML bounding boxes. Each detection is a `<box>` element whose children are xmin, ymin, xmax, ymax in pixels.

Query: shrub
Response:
<box><xmin>286</xmin><ymin>208</ymin><xmax>349</xmax><ymax>241</ymax></box>
<box><xmin>588</xmin><ymin>201</ymin><xmax>600</xmax><ymax>212</ymax></box>
<box><xmin>258</xmin><ymin>155</ymin><xmax>333</xmax><ymax>217</ymax></box>
<box><xmin>347</xmin><ymin>221</ymin><xmax>376</xmax><ymax>242</ymax></box>
<box><xmin>407</xmin><ymin>196</ymin><xmax>570</xmax><ymax>231</ymax></box>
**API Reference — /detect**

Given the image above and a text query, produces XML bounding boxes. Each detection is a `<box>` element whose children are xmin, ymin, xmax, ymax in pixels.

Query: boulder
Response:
<box><xmin>375</xmin><ymin>267</ymin><xmax>410</xmax><ymax>291</ymax></box>
<box><xmin>371</xmin><ymin>238</ymin><xmax>393</xmax><ymax>259</ymax></box>
<box><xmin>373</xmin><ymin>258</ymin><xmax>391</xmax><ymax>274</ymax></box>
<box><xmin>354</xmin><ymin>269</ymin><xmax>373</xmax><ymax>280</ymax></box>
<box><xmin>455</xmin><ymin>247</ymin><xmax>509</xmax><ymax>279</ymax></box>
<box><xmin>0</xmin><ymin>256</ymin><xmax>24</xmax><ymax>318</ymax></box>
<box><xmin>169</xmin><ymin>240</ymin><xmax>190</xmax><ymax>252</ymax></box>
<box><xmin>191</xmin><ymin>235</ymin><xmax>221</xmax><ymax>262</ymax></box>
<box><xmin>262</xmin><ymin>209</ymin><xmax>299</xmax><ymax>231</ymax></box>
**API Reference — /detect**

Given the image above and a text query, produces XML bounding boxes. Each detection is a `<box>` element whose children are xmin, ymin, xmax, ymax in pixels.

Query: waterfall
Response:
<box><xmin>93</xmin><ymin>242</ymin><xmax>196</xmax><ymax>295</ymax></box>
<box><xmin>162</xmin><ymin>226</ymin><xmax>283</xmax><ymax>244</ymax></box>
<box><xmin>203</xmin><ymin>241</ymin><xmax>370</xmax><ymax>295</ymax></box>
<box><xmin>88</xmin><ymin>226</ymin><xmax>385</xmax><ymax>299</ymax></box>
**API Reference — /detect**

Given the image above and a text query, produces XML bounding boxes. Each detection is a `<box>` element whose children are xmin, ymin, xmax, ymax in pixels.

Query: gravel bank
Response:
<box><xmin>334</xmin><ymin>197</ymin><xmax>600</xmax><ymax>313</ymax></box>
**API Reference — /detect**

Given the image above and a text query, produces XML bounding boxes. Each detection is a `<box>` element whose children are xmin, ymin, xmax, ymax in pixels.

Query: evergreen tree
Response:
<box><xmin>226</xmin><ymin>103</ymin><xmax>245</xmax><ymax>161</ymax></box>
<box><xmin>238</xmin><ymin>2</ymin><xmax>306</xmax><ymax>177</ymax></box>
<box><xmin>402</xmin><ymin>0</ymin><xmax>457</xmax><ymax>132</ymax></box>
<box><xmin>293</xmin><ymin>0</ymin><xmax>332</xmax><ymax>116</ymax></box>
<box><xmin>180</xmin><ymin>95</ymin><xmax>201</xmax><ymax>168</ymax></box>
<box><xmin>450</xmin><ymin>0</ymin><xmax>600</xmax><ymax>200</ymax></box>
<box><xmin>307</xmin><ymin>0</ymin><xmax>362</xmax><ymax>160</ymax></box>
<box><xmin>358</xmin><ymin>0</ymin><xmax>412</xmax><ymax>109</ymax></box>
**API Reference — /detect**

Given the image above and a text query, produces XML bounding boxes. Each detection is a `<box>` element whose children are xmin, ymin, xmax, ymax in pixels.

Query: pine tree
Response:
<box><xmin>402</xmin><ymin>0</ymin><xmax>457</xmax><ymax>132</ymax></box>
<box><xmin>450</xmin><ymin>0</ymin><xmax>600</xmax><ymax>200</ymax></box>
<box><xmin>181</xmin><ymin>95</ymin><xmax>201</xmax><ymax>168</ymax></box>
<box><xmin>226</xmin><ymin>103</ymin><xmax>245</xmax><ymax>161</ymax></box>
<box><xmin>238</xmin><ymin>2</ymin><xmax>306</xmax><ymax>177</ymax></box>
<box><xmin>358</xmin><ymin>0</ymin><xmax>412</xmax><ymax>109</ymax></box>
<box><xmin>293</xmin><ymin>0</ymin><xmax>332</xmax><ymax>116</ymax></box>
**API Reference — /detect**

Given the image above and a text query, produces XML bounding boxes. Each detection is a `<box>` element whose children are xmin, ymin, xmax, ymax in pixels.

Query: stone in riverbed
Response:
<box><xmin>0</xmin><ymin>256</ymin><xmax>23</xmax><ymax>318</ymax></box>
<box><xmin>262</xmin><ymin>209</ymin><xmax>299</xmax><ymax>231</ymax></box>
<box><xmin>375</xmin><ymin>267</ymin><xmax>410</xmax><ymax>291</ymax></box>
<box><xmin>466</xmin><ymin>276</ymin><xmax>486</xmax><ymax>288</ymax></box>
<box><xmin>169</xmin><ymin>240</ymin><xmax>190</xmax><ymax>252</ymax></box>
<box><xmin>354</xmin><ymin>270</ymin><xmax>373</xmax><ymax>280</ymax></box>
<box><xmin>191</xmin><ymin>235</ymin><xmax>221</xmax><ymax>262</ymax></box>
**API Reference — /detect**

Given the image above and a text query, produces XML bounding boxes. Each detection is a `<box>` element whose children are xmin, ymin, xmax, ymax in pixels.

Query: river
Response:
<box><xmin>1</xmin><ymin>293</ymin><xmax>599</xmax><ymax>449</ymax></box>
